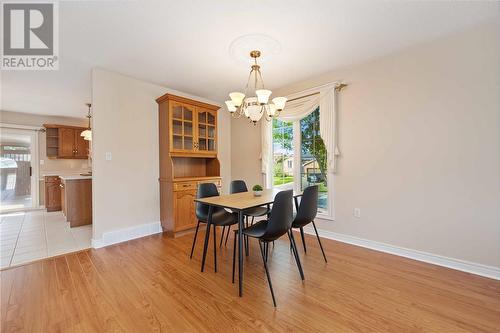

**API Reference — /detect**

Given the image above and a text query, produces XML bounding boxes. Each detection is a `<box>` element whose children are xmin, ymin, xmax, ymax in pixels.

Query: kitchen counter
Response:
<box><xmin>60</xmin><ymin>176</ymin><xmax>92</xmax><ymax>227</ymax></box>
<box><xmin>59</xmin><ymin>175</ymin><xmax>92</xmax><ymax>180</ymax></box>
<box><xmin>41</xmin><ymin>171</ymin><xmax>91</xmax><ymax>180</ymax></box>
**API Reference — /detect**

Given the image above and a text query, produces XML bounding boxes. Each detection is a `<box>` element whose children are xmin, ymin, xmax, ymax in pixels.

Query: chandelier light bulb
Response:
<box><xmin>225</xmin><ymin>100</ymin><xmax>237</xmax><ymax>112</ymax></box>
<box><xmin>229</xmin><ymin>92</ymin><xmax>245</xmax><ymax>107</ymax></box>
<box><xmin>272</xmin><ymin>97</ymin><xmax>287</xmax><ymax>111</ymax></box>
<box><xmin>256</xmin><ymin>89</ymin><xmax>272</xmax><ymax>105</ymax></box>
<box><xmin>267</xmin><ymin>103</ymin><xmax>277</xmax><ymax>116</ymax></box>
<box><xmin>248</xmin><ymin>107</ymin><xmax>263</xmax><ymax>123</ymax></box>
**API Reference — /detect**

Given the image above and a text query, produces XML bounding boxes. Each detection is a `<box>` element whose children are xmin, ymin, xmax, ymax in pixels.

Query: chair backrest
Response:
<box><xmin>196</xmin><ymin>183</ymin><xmax>219</xmax><ymax>221</ymax></box>
<box><xmin>295</xmin><ymin>185</ymin><xmax>319</xmax><ymax>224</ymax></box>
<box><xmin>262</xmin><ymin>190</ymin><xmax>293</xmax><ymax>241</ymax></box>
<box><xmin>230</xmin><ymin>180</ymin><xmax>248</xmax><ymax>194</ymax></box>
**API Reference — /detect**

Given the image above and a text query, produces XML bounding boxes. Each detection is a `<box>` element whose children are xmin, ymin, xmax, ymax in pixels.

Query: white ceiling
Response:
<box><xmin>1</xmin><ymin>0</ymin><xmax>498</xmax><ymax>118</ymax></box>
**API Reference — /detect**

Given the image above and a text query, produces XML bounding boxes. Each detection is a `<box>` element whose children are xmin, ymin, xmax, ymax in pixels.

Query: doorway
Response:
<box><xmin>0</xmin><ymin>127</ymin><xmax>39</xmax><ymax>212</ymax></box>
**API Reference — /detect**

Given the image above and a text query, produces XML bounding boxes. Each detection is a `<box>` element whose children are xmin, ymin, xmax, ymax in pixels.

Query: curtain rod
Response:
<box><xmin>287</xmin><ymin>82</ymin><xmax>348</xmax><ymax>103</ymax></box>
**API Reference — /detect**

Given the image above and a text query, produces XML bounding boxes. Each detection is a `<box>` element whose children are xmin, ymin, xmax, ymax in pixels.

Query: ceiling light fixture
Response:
<box><xmin>226</xmin><ymin>50</ymin><xmax>286</xmax><ymax>124</ymax></box>
<box><xmin>81</xmin><ymin>103</ymin><xmax>92</xmax><ymax>141</ymax></box>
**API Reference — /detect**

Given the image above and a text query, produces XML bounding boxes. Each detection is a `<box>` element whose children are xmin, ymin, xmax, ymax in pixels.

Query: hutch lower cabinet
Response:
<box><xmin>157</xmin><ymin>93</ymin><xmax>221</xmax><ymax>237</ymax></box>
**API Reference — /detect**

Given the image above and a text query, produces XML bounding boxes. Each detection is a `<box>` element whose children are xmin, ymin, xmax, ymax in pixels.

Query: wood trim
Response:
<box><xmin>172</xmin><ymin>176</ymin><xmax>221</xmax><ymax>182</ymax></box>
<box><xmin>169</xmin><ymin>152</ymin><xmax>217</xmax><ymax>158</ymax></box>
<box><xmin>155</xmin><ymin>93</ymin><xmax>220</xmax><ymax>111</ymax></box>
<box><xmin>43</xmin><ymin>124</ymin><xmax>88</xmax><ymax>130</ymax></box>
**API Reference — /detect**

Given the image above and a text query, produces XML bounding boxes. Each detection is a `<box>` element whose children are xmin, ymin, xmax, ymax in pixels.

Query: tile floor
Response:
<box><xmin>0</xmin><ymin>210</ymin><xmax>92</xmax><ymax>269</ymax></box>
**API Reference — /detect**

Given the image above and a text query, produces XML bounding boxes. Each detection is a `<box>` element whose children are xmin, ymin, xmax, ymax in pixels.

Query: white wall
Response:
<box><xmin>91</xmin><ymin>68</ymin><xmax>230</xmax><ymax>241</ymax></box>
<box><xmin>231</xmin><ymin>20</ymin><xmax>500</xmax><ymax>268</ymax></box>
<box><xmin>230</xmin><ymin>117</ymin><xmax>262</xmax><ymax>188</ymax></box>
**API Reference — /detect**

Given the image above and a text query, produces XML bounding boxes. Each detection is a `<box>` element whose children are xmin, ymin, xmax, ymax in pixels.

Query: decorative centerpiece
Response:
<box><xmin>252</xmin><ymin>184</ymin><xmax>263</xmax><ymax>196</ymax></box>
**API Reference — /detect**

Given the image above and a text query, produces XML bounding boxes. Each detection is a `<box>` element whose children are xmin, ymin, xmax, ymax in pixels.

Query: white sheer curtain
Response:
<box><xmin>260</xmin><ymin>83</ymin><xmax>340</xmax><ymax>187</ymax></box>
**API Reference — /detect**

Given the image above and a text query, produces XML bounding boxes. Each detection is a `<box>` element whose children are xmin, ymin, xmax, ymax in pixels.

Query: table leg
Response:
<box><xmin>238</xmin><ymin>209</ymin><xmax>244</xmax><ymax>297</ymax></box>
<box><xmin>201</xmin><ymin>205</ymin><xmax>213</xmax><ymax>272</ymax></box>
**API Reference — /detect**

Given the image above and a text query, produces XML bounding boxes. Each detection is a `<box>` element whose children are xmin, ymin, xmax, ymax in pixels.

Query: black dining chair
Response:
<box><xmin>292</xmin><ymin>185</ymin><xmax>327</xmax><ymax>262</ymax></box>
<box><xmin>220</xmin><ymin>180</ymin><xmax>270</xmax><ymax>251</ymax></box>
<box><xmin>190</xmin><ymin>183</ymin><xmax>238</xmax><ymax>273</ymax></box>
<box><xmin>231</xmin><ymin>189</ymin><xmax>304</xmax><ymax>307</ymax></box>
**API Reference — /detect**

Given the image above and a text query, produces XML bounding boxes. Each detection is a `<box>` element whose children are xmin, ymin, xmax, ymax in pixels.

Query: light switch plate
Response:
<box><xmin>105</xmin><ymin>152</ymin><xmax>112</xmax><ymax>161</ymax></box>
<box><xmin>353</xmin><ymin>208</ymin><xmax>361</xmax><ymax>218</ymax></box>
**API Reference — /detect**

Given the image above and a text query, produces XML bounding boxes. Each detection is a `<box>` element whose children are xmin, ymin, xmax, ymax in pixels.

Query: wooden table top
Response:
<box><xmin>194</xmin><ymin>188</ymin><xmax>302</xmax><ymax>210</ymax></box>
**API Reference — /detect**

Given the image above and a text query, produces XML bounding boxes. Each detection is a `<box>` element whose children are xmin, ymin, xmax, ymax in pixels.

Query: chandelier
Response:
<box><xmin>225</xmin><ymin>50</ymin><xmax>287</xmax><ymax>124</ymax></box>
<box><xmin>80</xmin><ymin>103</ymin><xmax>92</xmax><ymax>141</ymax></box>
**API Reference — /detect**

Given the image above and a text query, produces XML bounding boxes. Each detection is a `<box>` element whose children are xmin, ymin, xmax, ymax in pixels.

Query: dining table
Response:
<box><xmin>194</xmin><ymin>188</ymin><xmax>303</xmax><ymax>297</ymax></box>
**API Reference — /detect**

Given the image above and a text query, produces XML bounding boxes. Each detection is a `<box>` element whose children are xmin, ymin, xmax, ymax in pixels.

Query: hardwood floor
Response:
<box><xmin>1</xmin><ymin>229</ymin><xmax>499</xmax><ymax>332</ymax></box>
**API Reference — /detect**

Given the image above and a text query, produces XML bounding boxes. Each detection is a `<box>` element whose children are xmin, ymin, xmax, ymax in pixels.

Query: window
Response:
<box><xmin>271</xmin><ymin>107</ymin><xmax>332</xmax><ymax>218</ymax></box>
<box><xmin>300</xmin><ymin>108</ymin><xmax>328</xmax><ymax>214</ymax></box>
<box><xmin>272</xmin><ymin>119</ymin><xmax>294</xmax><ymax>188</ymax></box>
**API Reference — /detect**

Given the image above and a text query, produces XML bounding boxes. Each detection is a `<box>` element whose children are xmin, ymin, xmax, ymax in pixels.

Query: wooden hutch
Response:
<box><xmin>157</xmin><ymin>93</ymin><xmax>221</xmax><ymax>237</ymax></box>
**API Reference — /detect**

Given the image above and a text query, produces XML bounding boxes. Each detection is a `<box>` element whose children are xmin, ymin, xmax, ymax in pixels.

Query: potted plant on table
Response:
<box><xmin>252</xmin><ymin>184</ymin><xmax>263</xmax><ymax>196</ymax></box>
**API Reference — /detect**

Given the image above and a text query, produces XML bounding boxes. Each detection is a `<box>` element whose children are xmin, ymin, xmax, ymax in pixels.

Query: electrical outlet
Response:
<box><xmin>39</xmin><ymin>159</ymin><xmax>44</xmax><ymax>165</ymax></box>
<box><xmin>353</xmin><ymin>208</ymin><xmax>361</xmax><ymax>218</ymax></box>
<box><xmin>105</xmin><ymin>152</ymin><xmax>112</xmax><ymax>161</ymax></box>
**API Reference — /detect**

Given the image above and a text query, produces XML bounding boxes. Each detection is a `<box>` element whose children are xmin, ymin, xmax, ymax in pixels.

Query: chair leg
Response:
<box><xmin>312</xmin><ymin>221</ymin><xmax>327</xmax><ymax>263</ymax></box>
<box><xmin>288</xmin><ymin>230</ymin><xmax>305</xmax><ymax>280</ymax></box>
<box><xmin>259</xmin><ymin>241</ymin><xmax>276</xmax><ymax>307</ymax></box>
<box><xmin>190</xmin><ymin>220</ymin><xmax>200</xmax><ymax>259</ymax></box>
<box><xmin>219</xmin><ymin>226</ymin><xmax>226</xmax><ymax>248</ymax></box>
<box><xmin>264</xmin><ymin>242</ymin><xmax>268</xmax><ymax>262</ymax></box>
<box><xmin>213</xmin><ymin>225</ymin><xmax>217</xmax><ymax>273</ymax></box>
<box><xmin>224</xmin><ymin>225</ymin><xmax>231</xmax><ymax>246</ymax></box>
<box><xmin>232</xmin><ymin>231</ymin><xmax>237</xmax><ymax>283</ymax></box>
<box><xmin>300</xmin><ymin>227</ymin><xmax>307</xmax><ymax>254</ymax></box>
<box><xmin>251</xmin><ymin>216</ymin><xmax>255</xmax><ymax>226</ymax></box>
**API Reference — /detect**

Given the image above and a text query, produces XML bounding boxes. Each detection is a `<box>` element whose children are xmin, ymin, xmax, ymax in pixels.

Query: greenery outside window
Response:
<box><xmin>271</xmin><ymin>107</ymin><xmax>332</xmax><ymax>218</ymax></box>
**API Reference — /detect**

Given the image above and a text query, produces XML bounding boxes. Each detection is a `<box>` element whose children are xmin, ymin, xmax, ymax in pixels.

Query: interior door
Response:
<box><xmin>59</xmin><ymin>127</ymin><xmax>75</xmax><ymax>157</ymax></box>
<box><xmin>0</xmin><ymin>127</ymin><xmax>39</xmax><ymax>212</ymax></box>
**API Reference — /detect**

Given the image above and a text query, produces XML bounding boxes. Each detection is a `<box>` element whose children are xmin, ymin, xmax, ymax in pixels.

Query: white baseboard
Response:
<box><xmin>92</xmin><ymin>221</ymin><xmax>162</xmax><ymax>249</ymax></box>
<box><xmin>302</xmin><ymin>226</ymin><xmax>500</xmax><ymax>281</ymax></box>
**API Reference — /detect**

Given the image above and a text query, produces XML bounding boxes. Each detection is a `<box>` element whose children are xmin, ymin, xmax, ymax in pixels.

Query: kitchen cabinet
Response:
<box><xmin>60</xmin><ymin>176</ymin><xmax>92</xmax><ymax>227</ymax></box>
<box><xmin>44</xmin><ymin>176</ymin><xmax>61</xmax><ymax>212</ymax></box>
<box><xmin>43</xmin><ymin>124</ymin><xmax>89</xmax><ymax>159</ymax></box>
